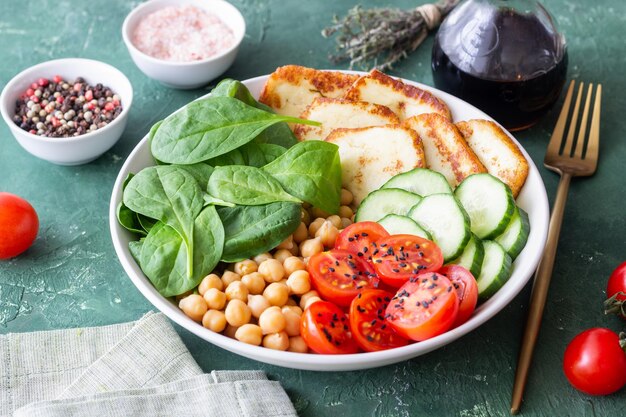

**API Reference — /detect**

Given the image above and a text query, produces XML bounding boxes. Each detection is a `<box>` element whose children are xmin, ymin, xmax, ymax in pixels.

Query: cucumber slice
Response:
<box><xmin>476</xmin><ymin>241</ymin><xmax>512</xmax><ymax>302</ymax></box>
<box><xmin>454</xmin><ymin>173</ymin><xmax>515</xmax><ymax>240</ymax></box>
<box><xmin>495</xmin><ymin>207</ymin><xmax>530</xmax><ymax>260</ymax></box>
<box><xmin>449</xmin><ymin>233</ymin><xmax>484</xmax><ymax>278</ymax></box>
<box><xmin>378</xmin><ymin>214</ymin><xmax>431</xmax><ymax>239</ymax></box>
<box><xmin>355</xmin><ymin>188</ymin><xmax>422</xmax><ymax>222</ymax></box>
<box><xmin>408</xmin><ymin>193</ymin><xmax>470</xmax><ymax>262</ymax></box>
<box><xmin>382</xmin><ymin>168</ymin><xmax>452</xmax><ymax>196</ymax></box>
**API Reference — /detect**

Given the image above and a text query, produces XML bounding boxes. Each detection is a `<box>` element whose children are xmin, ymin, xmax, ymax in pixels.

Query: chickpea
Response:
<box><xmin>289</xmin><ymin>244</ymin><xmax>299</xmax><ymax>256</ymax></box>
<box><xmin>283</xmin><ymin>256</ymin><xmax>306</xmax><ymax>276</ymax></box>
<box><xmin>292</xmin><ymin>222</ymin><xmax>308</xmax><ymax>243</ymax></box>
<box><xmin>221</xmin><ymin>271</ymin><xmax>241</xmax><ymax>287</ymax></box>
<box><xmin>276</xmin><ymin>235</ymin><xmax>294</xmax><ymax>250</ymax></box>
<box><xmin>198</xmin><ymin>274</ymin><xmax>223</xmax><ymax>295</ymax></box>
<box><xmin>179</xmin><ymin>294</ymin><xmax>208</xmax><ymax>322</ymax></box>
<box><xmin>285</xmin><ymin>297</ymin><xmax>298</xmax><ymax>307</ymax></box>
<box><xmin>263</xmin><ymin>282</ymin><xmax>290</xmax><ymax>306</ymax></box>
<box><xmin>235</xmin><ymin>324</ymin><xmax>263</xmax><ymax>346</ymax></box>
<box><xmin>273</xmin><ymin>249</ymin><xmax>292</xmax><ymax>264</ymax></box>
<box><xmin>258</xmin><ymin>306</ymin><xmax>286</xmax><ymax>334</ymax></box>
<box><xmin>301</xmin><ymin>208</ymin><xmax>311</xmax><ymax>225</ymax></box>
<box><xmin>300</xmin><ymin>238</ymin><xmax>323</xmax><ymax>258</ymax></box>
<box><xmin>340</xmin><ymin>188</ymin><xmax>354</xmax><ymax>206</ymax></box>
<box><xmin>202</xmin><ymin>309</ymin><xmax>227</xmax><ymax>332</ymax></box>
<box><xmin>340</xmin><ymin>217</ymin><xmax>353</xmax><ymax>229</ymax></box>
<box><xmin>338</xmin><ymin>205</ymin><xmax>353</xmax><ymax>219</ymax></box>
<box><xmin>311</xmin><ymin>207</ymin><xmax>331</xmax><ymax>219</ymax></box>
<box><xmin>288</xmin><ymin>336</ymin><xmax>309</xmax><ymax>353</ymax></box>
<box><xmin>263</xmin><ymin>331</ymin><xmax>289</xmax><ymax>350</ymax></box>
<box><xmin>241</xmin><ymin>272</ymin><xmax>266</xmax><ymax>295</ymax></box>
<box><xmin>225</xmin><ymin>281</ymin><xmax>249</xmax><ymax>302</ymax></box>
<box><xmin>254</xmin><ymin>252</ymin><xmax>274</xmax><ymax>264</ymax></box>
<box><xmin>284</xmin><ymin>305</ymin><xmax>303</xmax><ymax>316</ymax></box>
<box><xmin>303</xmin><ymin>296</ymin><xmax>322</xmax><ymax>310</ymax></box>
<box><xmin>281</xmin><ymin>306</ymin><xmax>301</xmax><ymax>336</ymax></box>
<box><xmin>315</xmin><ymin>221</ymin><xmax>339</xmax><ymax>248</ymax></box>
<box><xmin>247</xmin><ymin>294</ymin><xmax>271</xmax><ymax>318</ymax></box>
<box><xmin>258</xmin><ymin>259</ymin><xmax>285</xmax><ymax>283</ymax></box>
<box><xmin>326</xmin><ymin>215</ymin><xmax>342</xmax><ymax>229</ymax></box>
<box><xmin>234</xmin><ymin>260</ymin><xmax>257</xmax><ymax>276</ymax></box>
<box><xmin>308</xmin><ymin>217</ymin><xmax>325</xmax><ymax>237</ymax></box>
<box><xmin>286</xmin><ymin>270</ymin><xmax>311</xmax><ymax>295</ymax></box>
<box><xmin>175</xmin><ymin>290</ymin><xmax>193</xmax><ymax>302</ymax></box>
<box><xmin>224</xmin><ymin>299</ymin><xmax>251</xmax><ymax>327</ymax></box>
<box><xmin>203</xmin><ymin>288</ymin><xmax>227</xmax><ymax>310</ymax></box>
<box><xmin>224</xmin><ymin>324</ymin><xmax>239</xmax><ymax>338</ymax></box>
<box><xmin>299</xmin><ymin>290</ymin><xmax>320</xmax><ymax>310</ymax></box>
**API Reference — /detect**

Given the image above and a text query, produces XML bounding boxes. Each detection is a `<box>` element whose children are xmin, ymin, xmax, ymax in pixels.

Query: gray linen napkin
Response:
<box><xmin>0</xmin><ymin>312</ymin><xmax>297</xmax><ymax>417</ymax></box>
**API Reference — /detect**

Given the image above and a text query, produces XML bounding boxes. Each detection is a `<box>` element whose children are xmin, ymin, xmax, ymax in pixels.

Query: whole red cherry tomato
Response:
<box><xmin>605</xmin><ymin>262</ymin><xmax>626</xmax><ymax>319</ymax></box>
<box><xmin>563</xmin><ymin>328</ymin><xmax>626</xmax><ymax>395</ymax></box>
<box><xmin>0</xmin><ymin>192</ymin><xmax>39</xmax><ymax>259</ymax></box>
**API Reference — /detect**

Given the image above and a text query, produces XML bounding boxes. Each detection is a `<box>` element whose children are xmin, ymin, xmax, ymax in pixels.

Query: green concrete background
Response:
<box><xmin>1</xmin><ymin>0</ymin><xmax>625</xmax><ymax>415</ymax></box>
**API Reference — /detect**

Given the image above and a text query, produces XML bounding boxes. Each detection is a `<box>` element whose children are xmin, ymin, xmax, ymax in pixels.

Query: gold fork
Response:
<box><xmin>510</xmin><ymin>80</ymin><xmax>602</xmax><ymax>414</ymax></box>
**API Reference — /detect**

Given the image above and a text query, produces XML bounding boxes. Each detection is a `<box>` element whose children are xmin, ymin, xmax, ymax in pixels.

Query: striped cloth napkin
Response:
<box><xmin>0</xmin><ymin>312</ymin><xmax>297</xmax><ymax>417</ymax></box>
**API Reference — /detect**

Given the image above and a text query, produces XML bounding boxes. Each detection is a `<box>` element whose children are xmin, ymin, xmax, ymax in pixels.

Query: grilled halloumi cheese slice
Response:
<box><xmin>258</xmin><ymin>65</ymin><xmax>359</xmax><ymax>118</ymax></box>
<box><xmin>403</xmin><ymin>113</ymin><xmax>486</xmax><ymax>187</ymax></box>
<box><xmin>294</xmin><ymin>98</ymin><xmax>400</xmax><ymax>141</ymax></box>
<box><xmin>456</xmin><ymin>119</ymin><xmax>529</xmax><ymax>197</ymax></box>
<box><xmin>344</xmin><ymin>70</ymin><xmax>451</xmax><ymax>121</ymax></box>
<box><xmin>325</xmin><ymin>125</ymin><xmax>426</xmax><ymax>205</ymax></box>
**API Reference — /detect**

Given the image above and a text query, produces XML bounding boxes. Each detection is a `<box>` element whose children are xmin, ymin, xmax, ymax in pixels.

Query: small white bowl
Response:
<box><xmin>0</xmin><ymin>58</ymin><xmax>133</xmax><ymax>166</ymax></box>
<box><xmin>122</xmin><ymin>0</ymin><xmax>246</xmax><ymax>89</ymax></box>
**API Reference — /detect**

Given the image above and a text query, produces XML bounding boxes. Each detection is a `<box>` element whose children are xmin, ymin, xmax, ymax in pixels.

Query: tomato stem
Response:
<box><xmin>604</xmin><ymin>292</ymin><xmax>626</xmax><ymax>319</ymax></box>
<box><xmin>620</xmin><ymin>332</ymin><xmax>626</xmax><ymax>352</ymax></box>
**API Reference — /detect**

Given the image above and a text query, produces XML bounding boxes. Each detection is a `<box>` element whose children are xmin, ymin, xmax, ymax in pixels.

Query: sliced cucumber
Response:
<box><xmin>449</xmin><ymin>233</ymin><xmax>484</xmax><ymax>278</ymax></box>
<box><xmin>408</xmin><ymin>194</ymin><xmax>470</xmax><ymax>262</ymax></box>
<box><xmin>355</xmin><ymin>188</ymin><xmax>422</xmax><ymax>222</ymax></box>
<box><xmin>382</xmin><ymin>168</ymin><xmax>452</xmax><ymax>196</ymax></box>
<box><xmin>495</xmin><ymin>207</ymin><xmax>530</xmax><ymax>260</ymax></box>
<box><xmin>476</xmin><ymin>240</ymin><xmax>512</xmax><ymax>302</ymax></box>
<box><xmin>378</xmin><ymin>214</ymin><xmax>431</xmax><ymax>239</ymax></box>
<box><xmin>454</xmin><ymin>173</ymin><xmax>515</xmax><ymax>240</ymax></box>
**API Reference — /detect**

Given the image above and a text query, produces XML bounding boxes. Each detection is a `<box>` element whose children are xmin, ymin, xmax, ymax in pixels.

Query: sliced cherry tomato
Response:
<box><xmin>0</xmin><ymin>192</ymin><xmax>39</xmax><ymax>260</ymax></box>
<box><xmin>334</xmin><ymin>221</ymin><xmax>389</xmax><ymax>262</ymax></box>
<box><xmin>439</xmin><ymin>265</ymin><xmax>478</xmax><ymax>327</ymax></box>
<box><xmin>300</xmin><ymin>300</ymin><xmax>359</xmax><ymax>354</ymax></box>
<box><xmin>385</xmin><ymin>273</ymin><xmax>459</xmax><ymax>342</ymax></box>
<box><xmin>605</xmin><ymin>261</ymin><xmax>626</xmax><ymax>320</ymax></box>
<box><xmin>349</xmin><ymin>289</ymin><xmax>409</xmax><ymax>351</ymax></box>
<box><xmin>308</xmin><ymin>249</ymin><xmax>379</xmax><ymax>306</ymax></box>
<box><xmin>563</xmin><ymin>328</ymin><xmax>626</xmax><ymax>395</ymax></box>
<box><xmin>371</xmin><ymin>234</ymin><xmax>443</xmax><ymax>288</ymax></box>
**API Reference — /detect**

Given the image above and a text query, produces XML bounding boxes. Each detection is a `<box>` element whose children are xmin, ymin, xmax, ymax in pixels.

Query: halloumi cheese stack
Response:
<box><xmin>456</xmin><ymin>119</ymin><xmax>529</xmax><ymax>197</ymax></box>
<box><xmin>325</xmin><ymin>125</ymin><xmax>426</xmax><ymax>205</ymax></box>
<box><xmin>294</xmin><ymin>97</ymin><xmax>400</xmax><ymax>141</ymax></box>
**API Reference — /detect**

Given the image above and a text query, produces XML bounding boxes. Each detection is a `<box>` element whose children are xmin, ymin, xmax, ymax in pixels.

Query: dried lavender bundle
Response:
<box><xmin>322</xmin><ymin>1</ymin><xmax>459</xmax><ymax>70</ymax></box>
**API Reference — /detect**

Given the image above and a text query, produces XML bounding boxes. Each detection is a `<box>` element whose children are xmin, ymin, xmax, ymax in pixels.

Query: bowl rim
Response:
<box><xmin>0</xmin><ymin>57</ymin><xmax>133</xmax><ymax>144</ymax></box>
<box><xmin>121</xmin><ymin>0</ymin><xmax>246</xmax><ymax>68</ymax></box>
<box><xmin>109</xmin><ymin>71</ymin><xmax>549</xmax><ymax>370</ymax></box>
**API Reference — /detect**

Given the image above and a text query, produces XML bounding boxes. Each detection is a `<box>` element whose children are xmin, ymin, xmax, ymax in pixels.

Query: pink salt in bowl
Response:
<box><xmin>122</xmin><ymin>0</ymin><xmax>246</xmax><ymax>89</ymax></box>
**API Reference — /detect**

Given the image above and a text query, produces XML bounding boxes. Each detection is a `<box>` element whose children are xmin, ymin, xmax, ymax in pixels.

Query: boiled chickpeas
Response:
<box><xmin>340</xmin><ymin>188</ymin><xmax>353</xmax><ymax>206</ymax></box>
<box><xmin>202</xmin><ymin>309</ymin><xmax>227</xmax><ymax>332</ymax></box>
<box><xmin>247</xmin><ymin>294</ymin><xmax>271</xmax><ymax>318</ymax></box>
<box><xmin>341</xmin><ymin>217</ymin><xmax>353</xmax><ymax>229</ymax></box>
<box><xmin>263</xmin><ymin>331</ymin><xmax>289</xmax><ymax>350</ymax></box>
<box><xmin>281</xmin><ymin>306</ymin><xmax>301</xmax><ymax>336</ymax></box>
<box><xmin>258</xmin><ymin>259</ymin><xmax>285</xmax><ymax>283</ymax></box>
<box><xmin>225</xmin><ymin>281</ymin><xmax>249</xmax><ymax>302</ymax></box>
<box><xmin>326</xmin><ymin>215</ymin><xmax>342</xmax><ymax>229</ymax></box>
<box><xmin>221</xmin><ymin>271</ymin><xmax>241</xmax><ymax>287</ymax></box>
<box><xmin>338</xmin><ymin>205</ymin><xmax>353</xmax><ymax>219</ymax></box>
<box><xmin>234</xmin><ymin>260</ymin><xmax>257</xmax><ymax>276</ymax></box>
<box><xmin>315</xmin><ymin>221</ymin><xmax>339</xmax><ymax>248</ymax></box>
<box><xmin>283</xmin><ymin>256</ymin><xmax>306</xmax><ymax>276</ymax></box>
<box><xmin>288</xmin><ymin>336</ymin><xmax>308</xmax><ymax>353</ymax></box>
<box><xmin>225</xmin><ymin>299</ymin><xmax>251</xmax><ymax>327</ymax></box>
<box><xmin>286</xmin><ymin>270</ymin><xmax>311</xmax><ymax>295</ymax></box>
<box><xmin>263</xmin><ymin>282</ymin><xmax>290</xmax><ymax>306</ymax></box>
<box><xmin>308</xmin><ymin>218</ymin><xmax>325</xmax><ymax>236</ymax></box>
<box><xmin>224</xmin><ymin>324</ymin><xmax>239</xmax><ymax>338</ymax></box>
<box><xmin>203</xmin><ymin>288</ymin><xmax>227</xmax><ymax>310</ymax></box>
<box><xmin>303</xmin><ymin>296</ymin><xmax>322</xmax><ymax>310</ymax></box>
<box><xmin>273</xmin><ymin>249</ymin><xmax>292</xmax><ymax>264</ymax></box>
<box><xmin>253</xmin><ymin>252</ymin><xmax>273</xmax><ymax>264</ymax></box>
<box><xmin>276</xmin><ymin>235</ymin><xmax>294</xmax><ymax>250</ymax></box>
<box><xmin>241</xmin><ymin>272</ymin><xmax>266</xmax><ymax>295</ymax></box>
<box><xmin>301</xmin><ymin>209</ymin><xmax>311</xmax><ymax>225</ymax></box>
<box><xmin>300</xmin><ymin>238</ymin><xmax>323</xmax><ymax>258</ymax></box>
<box><xmin>311</xmin><ymin>207</ymin><xmax>330</xmax><ymax>219</ymax></box>
<box><xmin>259</xmin><ymin>306</ymin><xmax>286</xmax><ymax>334</ymax></box>
<box><xmin>235</xmin><ymin>324</ymin><xmax>263</xmax><ymax>346</ymax></box>
<box><xmin>198</xmin><ymin>274</ymin><xmax>223</xmax><ymax>295</ymax></box>
<box><xmin>179</xmin><ymin>294</ymin><xmax>208</xmax><ymax>322</ymax></box>
<box><xmin>292</xmin><ymin>222</ymin><xmax>308</xmax><ymax>243</ymax></box>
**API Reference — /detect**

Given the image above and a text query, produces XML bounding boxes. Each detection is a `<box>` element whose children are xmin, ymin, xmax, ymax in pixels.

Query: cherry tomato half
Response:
<box><xmin>385</xmin><ymin>273</ymin><xmax>459</xmax><ymax>342</ymax></box>
<box><xmin>371</xmin><ymin>234</ymin><xmax>443</xmax><ymax>288</ymax></box>
<box><xmin>439</xmin><ymin>265</ymin><xmax>478</xmax><ymax>327</ymax></box>
<box><xmin>334</xmin><ymin>221</ymin><xmax>389</xmax><ymax>263</ymax></box>
<box><xmin>563</xmin><ymin>328</ymin><xmax>626</xmax><ymax>395</ymax></box>
<box><xmin>349</xmin><ymin>289</ymin><xmax>409</xmax><ymax>352</ymax></box>
<box><xmin>606</xmin><ymin>261</ymin><xmax>626</xmax><ymax>320</ymax></box>
<box><xmin>308</xmin><ymin>249</ymin><xmax>379</xmax><ymax>307</ymax></box>
<box><xmin>300</xmin><ymin>300</ymin><xmax>359</xmax><ymax>354</ymax></box>
<box><xmin>0</xmin><ymin>192</ymin><xmax>39</xmax><ymax>260</ymax></box>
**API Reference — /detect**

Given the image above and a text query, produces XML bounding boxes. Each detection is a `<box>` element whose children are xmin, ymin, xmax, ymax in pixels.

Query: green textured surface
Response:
<box><xmin>1</xmin><ymin>0</ymin><xmax>625</xmax><ymax>416</ymax></box>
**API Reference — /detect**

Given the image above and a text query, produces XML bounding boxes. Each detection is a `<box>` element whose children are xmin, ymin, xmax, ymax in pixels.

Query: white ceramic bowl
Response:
<box><xmin>122</xmin><ymin>0</ymin><xmax>246</xmax><ymax>89</ymax></box>
<box><xmin>110</xmin><ymin>73</ymin><xmax>549</xmax><ymax>371</ymax></box>
<box><xmin>0</xmin><ymin>58</ymin><xmax>133</xmax><ymax>166</ymax></box>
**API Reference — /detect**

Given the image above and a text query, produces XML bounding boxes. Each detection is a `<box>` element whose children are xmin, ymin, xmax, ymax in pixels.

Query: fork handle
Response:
<box><xmin>510</xmin><ymin>172</ymin><xmax>572</xmax><ymax>415</ymax></box>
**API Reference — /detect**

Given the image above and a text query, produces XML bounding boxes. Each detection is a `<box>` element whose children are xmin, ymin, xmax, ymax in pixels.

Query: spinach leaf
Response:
<box><xmin>151</xmin><ymin>97</ymin><xmax>316</xmax><ymax>164</ymax></box>
<box><xmin>208</xmin><ymin>147</ymin><xmax>246</xmax><ymax>166</ymax></box>
<box><xmin>218</xmin><ymin>202</ymin><xmax>301</xmax><ymax>262</ymax></box>
<box><xmin>139</xmin><ymin>206</ymin><xmax>224</xmax><ymax>297</ymax></box>
<box><xmin>203</xmin><ymin>194</ymin><xmax>235</xmax><ymax>207</ymax></box>
<box><xmin>211</xmin><ymin>79</ymin><xmax>258</xmax><ymax>107</ymax></box>
<box><xmin>117</xmin><ymin>173</ymin><xmax>146</xmax><ymax>236</ymax></box>
<box><xmin>137</xmin><ymin>214</ymin><xmax>157</xmax><ymax>233</ymax></box>
<box><xmin>239</xmin><ymin>141</ymin><xmax>268</xmax><ymax>168</ymax></box>
<box><xmin>129</xmin><ymin>239</ymin><xmax>144</xmax><ymax>262</ymax></box>
<box><xmin>174</xmin><ymin>163</ymin><xmax>214</xmax><ymax>188</ymax></box>
<box><xmin>123</xmin><ymin>165</ymin><xmax>204</xmax><ymax>276</ymax></box>
<box><xmin>258</xmin><ymin>143</ymin><xmax>287</xmax><ymax>163</ymax></box>
<box><xmin>262</xmin><ymin>141</ymin><xmax>342</xmax><ymax>214</ymax></box>
<box><xmin>208</xmin><ymin>165</ymin><xmax>301</xmax><ymax>205</ymax></box>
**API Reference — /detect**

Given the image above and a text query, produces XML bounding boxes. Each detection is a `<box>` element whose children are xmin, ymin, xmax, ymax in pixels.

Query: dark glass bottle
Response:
<box><xmin>432</xmin><ymin>0</ymin><xmax>567</xmax><ymax>131</ymax></box>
